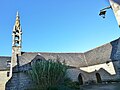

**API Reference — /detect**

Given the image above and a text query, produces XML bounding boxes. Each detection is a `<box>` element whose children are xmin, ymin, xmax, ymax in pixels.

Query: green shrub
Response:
<box><xmin>27</xmin><ymin>59</ymin><xmax>67</xmax><ymax>90</ymax></box>
<box><xmin>63</xmin><ymin>78</ymin><xmax>80</xmax><ymax>89</ymax></box>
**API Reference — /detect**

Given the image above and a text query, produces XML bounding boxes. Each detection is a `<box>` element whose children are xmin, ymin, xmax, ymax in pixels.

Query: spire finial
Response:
<box><xmin>16</xmin><ymin>11</ymin><xmax>19</xmax><ymax>17</ymax></box>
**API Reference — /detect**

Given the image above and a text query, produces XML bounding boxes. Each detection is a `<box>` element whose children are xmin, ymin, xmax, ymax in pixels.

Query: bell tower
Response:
<box><xmin>12</xmin><ymin>11</ymin><xmax>22</xmax><ymax>67</ymax></box>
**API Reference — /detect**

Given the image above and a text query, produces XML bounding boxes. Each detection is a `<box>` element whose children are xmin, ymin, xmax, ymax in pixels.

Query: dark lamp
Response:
<box><xmin>99</xmin><ymin>10</ymin><xmax>106</xmax><ymax>18</ymax></box>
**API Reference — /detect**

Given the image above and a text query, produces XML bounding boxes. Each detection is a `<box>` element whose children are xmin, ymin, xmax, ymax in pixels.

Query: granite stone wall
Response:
<box><xmin>6</xmin><ymin>72</ymin><xmax>34</xmax><ymax>90</ymax></box>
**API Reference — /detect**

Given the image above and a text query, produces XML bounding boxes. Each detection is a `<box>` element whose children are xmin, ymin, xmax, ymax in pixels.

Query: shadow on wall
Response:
<box><xmin>5</xmin><ymin>62</ymin><xmax>36</xmax><ymax>90</ymax></box>
<box><xmin>5</xmin><ymin>53</ymin><xmax>34</xmax><ymax>90</ymax></box>
<box><xmin>110</xmin><ymin>39</ymin><xmax>120</xmax><ymax>75</ymax></box>
<box><xmin>71</xmin><ymin>67</ymin><xmax>118</xmax><ymax>85</ymax></box>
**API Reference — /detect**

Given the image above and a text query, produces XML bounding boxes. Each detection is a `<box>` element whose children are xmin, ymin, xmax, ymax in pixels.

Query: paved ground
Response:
<box><xmin>81</xmin><ymin>83</ymin><xmax>120</xmax><ymax>90</ymax></box>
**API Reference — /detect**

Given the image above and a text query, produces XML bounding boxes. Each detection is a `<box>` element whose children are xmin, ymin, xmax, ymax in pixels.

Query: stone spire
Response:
<box><xmin>12</xmin><ymin>11</ymin><xmax>22</xmax><ymax>47</ymax></box>
<box><xmin>12</xmin><ymin>11</ymin><xmax>22</xmax><ymax>68</ymax></box>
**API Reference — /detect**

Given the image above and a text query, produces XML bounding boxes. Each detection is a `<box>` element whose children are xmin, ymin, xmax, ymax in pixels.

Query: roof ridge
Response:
<box><xmin>22</xmin><ymin>52</ymin><xmax>84</xmax><ymax>54</ymax></box>
<box><xmin>0</xmin><ymin>56</ymin><xmax>11</xmax><ymax>58</ymax></box>
<box><xmin>84</xmin><ymin>38</ymin><xmax>119</xmax><ymax>53</ymax></box>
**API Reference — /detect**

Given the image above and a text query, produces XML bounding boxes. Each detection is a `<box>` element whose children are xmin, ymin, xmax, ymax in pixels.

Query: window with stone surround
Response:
<box><xmin>7</xmin><ymin>72</ymin><xmax>10</xmax><ymax>77</ymax></box>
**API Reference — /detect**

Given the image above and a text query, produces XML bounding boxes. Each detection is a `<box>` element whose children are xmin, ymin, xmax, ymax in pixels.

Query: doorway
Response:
<box><xmin>78</xmin><ymin>73</ymin><xmax>83</xmax><ymax>85</ymax></box>
<box><xmin>96</xmin><ymin>73</ymin><xmax>102</xmax><ymax>83</ymax></box>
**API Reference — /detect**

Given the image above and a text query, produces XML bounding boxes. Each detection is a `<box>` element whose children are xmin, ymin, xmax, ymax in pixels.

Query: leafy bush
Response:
<box><xmin>27</xmin><ymin>59</ymin><xmax>67</xmax><ymax>90</ymax></box>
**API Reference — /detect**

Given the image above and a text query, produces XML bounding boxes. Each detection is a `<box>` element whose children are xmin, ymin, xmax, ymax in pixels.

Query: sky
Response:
<box><xmin>0</xmin><ymin>0</ymin><xmax>120</xmax><ymax>56</ymax></box>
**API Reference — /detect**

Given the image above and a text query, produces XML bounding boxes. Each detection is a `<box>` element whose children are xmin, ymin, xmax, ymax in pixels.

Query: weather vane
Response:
<box><xmin>99</xmin><ymin>0</ymin><xmax>120</xmax><ymax>27</ymax></box>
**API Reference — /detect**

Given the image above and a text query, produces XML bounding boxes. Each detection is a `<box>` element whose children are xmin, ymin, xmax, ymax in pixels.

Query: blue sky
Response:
<box><xmin>0</xmin><ymin>0</ymin><xmax>120</xmax><ymax>56</ymax></box>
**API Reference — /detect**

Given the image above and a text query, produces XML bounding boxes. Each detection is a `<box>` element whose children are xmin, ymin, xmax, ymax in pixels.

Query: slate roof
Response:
<box><xmin>19</xmin><ymin>52</ymin><xmax>87</xmax><ymax>67</ymax></box>
<box><xmin>84</xmin><ymin>43</ymin><xmax>112</xmax><ymax>66</ymax></box>
<box><xmin>19</xmin><ymin>38</ymin><xmax>120</xmax><ymax>68</ymax></box>
<box><xmin>84</xmin><ymin>38</ymin><xmax>120</xmax><ymax>66</ymax></box>
<box><xmin>0</xmin><ymin>56</ymin><xmax>11</xmax><ymax>71</ymax></box>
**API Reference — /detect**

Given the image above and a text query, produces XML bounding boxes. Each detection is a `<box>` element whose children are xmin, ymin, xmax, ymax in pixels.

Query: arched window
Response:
<box><xmin>16</xmin><ymin>30</ymin><xmax>19</xmax><ymax>33</ymax></box>
<box><xmin>15</xmin><ymin>35</ymin><xmax>19</xmax><ymax>40</ymax></box>
<box><xmin>78</xmin><ymin>73</ymin><xmax>83</xmax><ymax>85</ymax></box>
<box><xmin>96</xmin><ymin>73</ymin><xmax>102</xmax><ymax>83</ymax></box>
